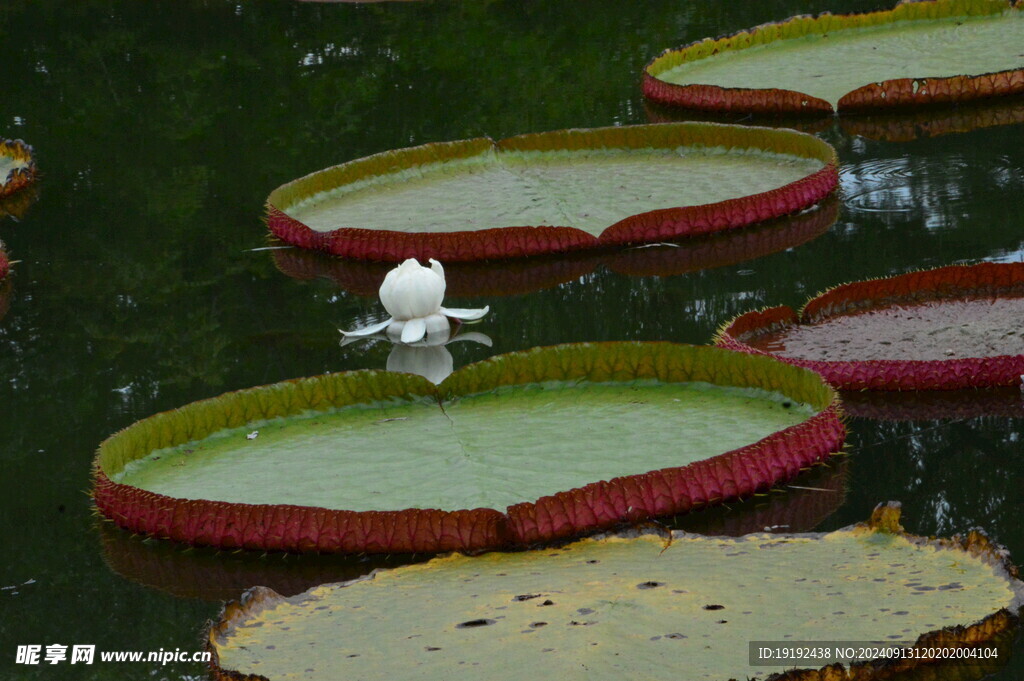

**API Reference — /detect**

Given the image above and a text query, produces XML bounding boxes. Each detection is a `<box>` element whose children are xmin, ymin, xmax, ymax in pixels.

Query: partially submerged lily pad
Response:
<box><xmin>716</xmin><ymin>262</ymin><xmax>1024</xmax><ymax>390</ymax></box>
<box><xmin>272</xmin><ymin>195</ymin><xmax>839</xmax><ymax>297</ymax></box>
<box><xmin>0</xmin><ymin>139</ymin><xmax>36</xmax><ymax>199</ymax></box>
<box><xmin>207</xmin><ymin>503</ymin><xmax>1024</xmax><ymax>681</ymax></box>
<box><xmin>93</xmin><ymin>343</ymin><xmax>844</xmax><ymax>554</ymax></box>
<box><xmin>267</xmin><ymin>123</ymin><xmax>837</xmax><ymax>262</ymax></box>
<box><xmin>644</xmin><ymin>0</ymin><xmax>1024</xmax><ymax>115</ymax></box>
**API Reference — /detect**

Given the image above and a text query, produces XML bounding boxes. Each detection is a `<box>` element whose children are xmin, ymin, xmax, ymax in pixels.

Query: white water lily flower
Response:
<box><xmin>340</xmin><ymin>258</ymin><xmax>489</xmax><ymax>344</ymax></box>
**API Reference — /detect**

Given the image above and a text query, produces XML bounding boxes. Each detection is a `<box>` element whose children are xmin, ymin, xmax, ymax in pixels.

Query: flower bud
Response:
<box><xmin>378</xmin><ymin>259</ymin><xmax>446</xmax><ymax>321</ymax></box>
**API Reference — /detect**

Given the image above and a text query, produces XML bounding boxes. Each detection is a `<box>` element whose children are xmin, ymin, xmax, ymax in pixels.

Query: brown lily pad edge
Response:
<box><xmin>716</xmin><ymin>262</ymin><xmax>1024</xmax><ymax>391</ymax></box>
<box><xmin>204</xmin><ymin>502</ymin><xmax>1024</xmax><ymax>681</ymax></box>
<box><xmin>271</xmin><ymin>193</ymin><xmax>840</xmax><ymax>298</ymax></box>
<box><xmin>0</xmin><ymin>138</ymin><xmax>37</xmax><ymax>199</ymax></box>
<box><xmin>92</xmin><ymin>342</ymin><xmax>845</xmax><ymax>554</ymax></box>
<box><xmin>266</xmin><ymin>123</ymin><xmax>837</xmax><ymax>262</ymax></box>
<box><xmin>643</xmin><ymin>0</ymin><xmax>1024</xmax><ymax>116</ymax></box>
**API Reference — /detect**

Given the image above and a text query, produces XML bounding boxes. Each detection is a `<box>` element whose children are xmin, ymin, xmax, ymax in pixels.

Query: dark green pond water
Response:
<box><xmin>1</xmin><ymin>1</ymin><xmax>1022</xmax><ymax>679</ymax></box>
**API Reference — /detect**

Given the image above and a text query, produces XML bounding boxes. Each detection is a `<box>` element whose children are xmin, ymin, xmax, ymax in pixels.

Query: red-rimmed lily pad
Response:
<box><xmin>92</xmin><ymin>342</ymin><xmax>844</xmax><ymax>554</ymax></box>
<box><xmin>271</xmin><ymin>195</ymin><xmax>839</xmax><ymax>297</ymax></box>
<box><xmin>644</xmin><ymin>0</ymin><xmax>1024</xmax><ymax>116</ymax></box>
<box><xmin>206</xmin><ymin>503</ymin><xmax>1024</xmax><ymax>681</ymax></box>
<box><xmin>266</xmin><ymin>123</ymin><xmax>837</xmax><ymax>262</ymax></box>
<box><xmin>716</xmin><ymin>262</ymin><xmax>1024</xmax><ymax>391</ymax></box>
<box><xmin>0</xmin><ymin>139</ymin><xmax>36</xmax><ymax>199</ymax></box>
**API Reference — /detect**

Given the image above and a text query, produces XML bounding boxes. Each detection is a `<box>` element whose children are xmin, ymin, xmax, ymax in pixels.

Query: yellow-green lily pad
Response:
<box><xmin>207</xmin><ymin>503</ymin><xmax>1023</xmax><ymax>681</ymax></box>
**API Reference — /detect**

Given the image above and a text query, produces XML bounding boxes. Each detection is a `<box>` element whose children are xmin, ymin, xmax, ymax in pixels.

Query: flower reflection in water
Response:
<box><xmin>342</xmin><ymin>318</ymin><xmax>491</xmax><ymax>385</ymax></box>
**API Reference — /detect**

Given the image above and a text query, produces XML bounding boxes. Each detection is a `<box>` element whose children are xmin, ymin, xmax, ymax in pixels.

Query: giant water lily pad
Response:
<box><xmin>717</xmin><ymin>262</ymin><xmax>1024</xmax><ymax>391</ymax></box>
<box><xmin>93</xmin><ymin>343</ymin><xmax>844</xmax><ymax>554</ymax></box>
<box><xmin>273</xmin><ymin>195</ymin><xmax>839</xmax><ymax>298</ymax></box>
<box><xmin>644</xmin><ymin>0</ymin><xmax>1024</xmax><ymax>115</ymax></box>
<box><xmin>0</xmin><ymin>139</ymin><xmax>36</xmax><ymax>199</ymax></box>
<box><xmin>267</xmin><ymin>123</ymin><xmax>837</xmax><ymax>262</ymax></box>
<box><xmin>207</xmin><ymin>503</ymin><xmax>1024</xmax><ymax>681</ymax></box>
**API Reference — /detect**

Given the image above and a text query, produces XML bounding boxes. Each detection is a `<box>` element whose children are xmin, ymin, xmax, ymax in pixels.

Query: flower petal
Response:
<box><xmin>440</xmin><ymin>305</ymin><xmax>490</xmax><ymax>321</ymax></box>
<box><xmin>386</xmin><ymin>320</ymin><xmax>406</xmax><ymax>342</ymax></box>
<box><xmin>339</xmin><ymin>317</ymin><xmax>394</xmax><ymax>338</ymax></box>
<box><xmin>400</xmin><ymin>317</ymin><xmax>428</xmax><ymax>343</ymax></box>
<box><xmin>340</xmin><ymin>334</ymin><xmax>387</xmax><ymax>347</ymax></box>
<box><xmin>447</xmin><ymin>331</ymin><xmax>493</xmax><ymax>347</ymax></box>
<box><xmin>423</xmin><ymin>314</ymin><xmax>453</xmax><ymax>345</ymax></box>
<box><xmin>429</xmin><ymin>258</ymin><xmax>445</xmax><ymax>283</ymax></box>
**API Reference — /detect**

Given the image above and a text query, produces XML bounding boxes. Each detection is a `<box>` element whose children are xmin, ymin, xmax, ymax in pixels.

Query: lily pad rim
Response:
<box><xmin>93</xmin><ymin>341</ymin><xmax>844</xmax><ymax>554</ymax></box>
<box><xmin>265</xmin><ymin>121</ymin><xmax>838</xmax><ymax>262</ymax></box>
<box><xmin>642</xmin><ymin>0</ymin><xmax>1024</xmax><ymax>115</ymax></box>
<box><xmin>204</xmin><ymin>502</ymin><xmax>1024</xmax><ymax>681</ymax></box>
<box><xmin>714</xmin><ymin>262</ymin><xmax>1024</xmax><ymax>390</ymax></box>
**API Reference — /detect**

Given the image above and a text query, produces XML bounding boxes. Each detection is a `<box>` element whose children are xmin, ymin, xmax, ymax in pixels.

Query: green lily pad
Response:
<box><xmin>284</xmin><ymin>146</ymin><xmax>817</xmax><ymax>238</ymax></box>
<box><xmin>267</xmin><ymin>123</ymin><xmax>837</xmax><ymax>261</ymax></box>
<box><xmin>93</xmin><ymin>343</ymin><xmax>844</xmax><ymax>553</ymax></box>
<box><xmin>207</xmin><ymin>503</ymin><xmax>1024</xmax><ymax>681</ymax></box>
<box><xmin>644</xmin><ymin>0</ymin><xmax>1024</xmax><ymax>114</ymax></box>
<box><xmin>116</xmin><ymin>380</ymin><xmax>814</xmax><ymax>513</ymax></box>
